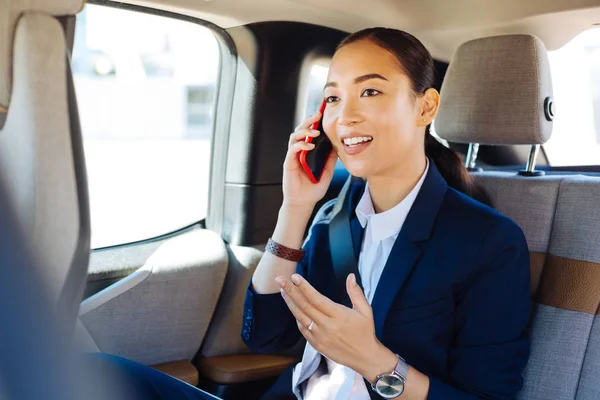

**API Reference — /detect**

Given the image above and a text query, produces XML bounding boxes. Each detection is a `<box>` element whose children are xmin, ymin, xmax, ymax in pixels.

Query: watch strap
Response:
<box><xmin>394</xmin><ymin>354</ymin><xmax>408</xmax><ymax>380</ymax></box>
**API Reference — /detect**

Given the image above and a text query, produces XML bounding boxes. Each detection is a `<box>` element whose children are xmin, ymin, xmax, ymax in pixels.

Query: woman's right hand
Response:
<box><xmin>282</xmin><ymin>111</ymin><xmax>338</xmax><ymax>212</ymax></box>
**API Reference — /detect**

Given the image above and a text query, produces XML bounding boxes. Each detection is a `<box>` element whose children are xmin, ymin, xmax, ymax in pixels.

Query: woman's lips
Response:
<box><xmin>342</xmin><ymin>140</ymin><xmax>372</xmax><ymax>156</ymax></box>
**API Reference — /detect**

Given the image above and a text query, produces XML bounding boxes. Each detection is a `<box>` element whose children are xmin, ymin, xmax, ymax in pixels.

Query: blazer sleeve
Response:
<box><xmin>241</xmin><ymin>199</ymin><xmax>336</xmax><ymax>354</ymax></box>
<box><xmin>240</xmin><ymin>254</ymin><xmax>307</xmax><ymax>354</ymax></box>
<box><xmin>427</xmin><ymin>219</ymin><xmax>531</xmax><ymax>400</ymax></box>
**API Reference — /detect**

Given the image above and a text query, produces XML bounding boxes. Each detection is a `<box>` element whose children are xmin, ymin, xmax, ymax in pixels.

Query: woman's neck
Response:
<box><xmin>367</xmin><ymin>155</ymin><xmax>428</xmax><ymax>214</ymax></box>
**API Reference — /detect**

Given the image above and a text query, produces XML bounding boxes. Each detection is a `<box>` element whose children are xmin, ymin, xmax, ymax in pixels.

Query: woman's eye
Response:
<box><xmin>325</xmin><ymin>96</ymin><xmax>339</xmax><ymax>103</ymax></box>
<box><xmin>361</xmin><ymin>89</ymin><xmax>381</xmax><ymax>97</ymax></box>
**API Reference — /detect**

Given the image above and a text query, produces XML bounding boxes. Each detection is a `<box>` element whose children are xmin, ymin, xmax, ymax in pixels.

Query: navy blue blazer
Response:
<box><xmin>242</xmin><ymin>160</ymin><xmax>531</xmax><ymax>400</ymax></box>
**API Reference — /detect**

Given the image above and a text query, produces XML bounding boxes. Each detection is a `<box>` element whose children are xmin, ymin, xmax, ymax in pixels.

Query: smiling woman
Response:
<box><xmin>243</xmin><ymin>27</ymin><xmax>530</xmax><ymax>400</ymax></box>
<box><xmin>78</xmin><ymin>25</ymin><xmax>532</xmax><ymax>400</ymax></box>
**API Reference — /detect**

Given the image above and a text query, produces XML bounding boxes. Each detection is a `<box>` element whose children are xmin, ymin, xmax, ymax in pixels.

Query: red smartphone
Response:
<box><xmin>299</xmin><ymin>100</ymin><xmax>333</xmax><ymax>183</ymax></box>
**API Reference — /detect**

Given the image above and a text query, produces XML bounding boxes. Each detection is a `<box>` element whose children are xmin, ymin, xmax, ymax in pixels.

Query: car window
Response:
<box><xmin>298</xmin><ymin>59</ymin><xmax>330</xmax><ymax>122</ymax></box>
<box><xmin>305</xmin><ymin>63</ymin><xmax>329</xmax><ymax>117</ymax></box>
<box><xmin>545</xmin><ymin>28</ymin><xmax>600</xmax><ymax>166</ymax></box>
<box><xmin>73</xmin><ymin>4</ymin><xmax>220</xmax><ymax>249</ymax></box>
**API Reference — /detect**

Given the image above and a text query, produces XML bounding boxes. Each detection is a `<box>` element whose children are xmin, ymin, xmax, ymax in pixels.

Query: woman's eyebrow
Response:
<box><xmin>324</xmin><ymin>73</ymin><xmax>389</xmax><ymax>89</ymax></box>
<box><xmin>354</xmin><ymin>73</ymin><xmax>389</xmax><ymax>84</ymax></box>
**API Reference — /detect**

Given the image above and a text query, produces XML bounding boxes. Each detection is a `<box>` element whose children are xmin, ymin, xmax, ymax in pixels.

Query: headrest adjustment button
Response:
<box><xmin>544</xmin><ymin>97</ymin><xmax>554</xmax><ymax>121</ymax></box>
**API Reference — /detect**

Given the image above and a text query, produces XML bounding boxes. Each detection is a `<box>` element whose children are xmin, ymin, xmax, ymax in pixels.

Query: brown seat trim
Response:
<box><xmin>535</xmin><ymin>254</ymin><xmax>600</xmax><ymax>315</ymax></box>
<box><xmin>151</xmin><ymin>360</ymin><xmax>199</xmax><ymax>386</ymax></box>
<box><xmin>197</xmin><ymin>354</ymin><xmax>298</xmax><ymax>384</ymax></box>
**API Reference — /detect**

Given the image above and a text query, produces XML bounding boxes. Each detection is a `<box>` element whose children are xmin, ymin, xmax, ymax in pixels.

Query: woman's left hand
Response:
<box><xmin>276</xmin><ymin>273</ymin><xmax>395</xmax><ymax>382</ymax></box>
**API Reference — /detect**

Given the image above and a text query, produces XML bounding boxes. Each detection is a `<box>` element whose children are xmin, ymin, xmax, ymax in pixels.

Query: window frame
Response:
<box><xmin>80</xmin><ymin>0</ymin><xmax>237</xmax><ymax>250</ymax></box>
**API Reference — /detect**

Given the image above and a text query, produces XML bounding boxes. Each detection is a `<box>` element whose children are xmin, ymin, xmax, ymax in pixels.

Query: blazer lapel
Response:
<box><xmin>370</xmin><ymin>159</ymin><xmax>449</xmax><ymax>340</ymax></box>
<box><xmin>370</xmin><ymin>234</ymin><xmax>423</xmax><ymax>340</ymax></box>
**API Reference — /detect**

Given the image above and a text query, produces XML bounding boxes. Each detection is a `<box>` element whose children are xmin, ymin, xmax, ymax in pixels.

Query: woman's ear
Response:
<box><xmin>417</xmin><ymin>88</ymin><xmax>440</xmax><ymax>127</ymax></box>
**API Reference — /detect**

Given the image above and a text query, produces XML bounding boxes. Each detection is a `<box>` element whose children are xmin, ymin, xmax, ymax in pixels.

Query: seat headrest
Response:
<box><xmin>435</xmin><ymin>34</ymin><xmax>554</xmax><ymax>146</ymax></box>
<box><xmin>0</xmin><ymin>0</ymin><xmax>84</xmax><ymax>109</ymax></box>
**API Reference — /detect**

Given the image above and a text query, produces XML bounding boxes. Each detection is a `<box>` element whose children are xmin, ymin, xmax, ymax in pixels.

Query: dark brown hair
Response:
<box><xmin>337</xmin><ymin>28</ymin><xmax>492</xmax><ymax>206</ymax></box>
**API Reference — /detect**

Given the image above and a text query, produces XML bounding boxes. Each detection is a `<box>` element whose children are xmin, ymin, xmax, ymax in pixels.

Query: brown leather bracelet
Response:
<box><xmin>265</xmin><ymin>238</ymin><xmax>305</xmax><ymax>262</ymax></box>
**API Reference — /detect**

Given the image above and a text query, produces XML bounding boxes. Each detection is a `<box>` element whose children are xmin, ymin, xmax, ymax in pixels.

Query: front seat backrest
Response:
<box><xmin>436</xmin><ymin>34</ymin><xmax>553</xmax><ymax>146</ymax></box>
<box><xmin>0</xmin><ymin>0</ymin><xmax>89</xmax><ymax>329</ymax></box>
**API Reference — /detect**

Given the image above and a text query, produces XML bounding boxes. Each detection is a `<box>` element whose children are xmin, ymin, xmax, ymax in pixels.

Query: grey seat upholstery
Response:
<box><xmin>79</xmin><ymin>229</ymin><xmax>229</xmax><ymax>366</ymax></box>
<box><xmin>437</xmin><ymin>34</ymin><xmax>600</xmax><ymax>399</ymax></box>
<box><xmin>522</xmin><ymin>177</ymin><xmax>600</xmax><ymax>400</ymax></box>
<box><xmin>0</xmin><ymin>0</ymin><xmax>89</xmax><ymax>331</ymax></box>
<box><xmin>471</xmin><ymin>172</ymin><xmax>562</xmax><ymax>295</ymax></box>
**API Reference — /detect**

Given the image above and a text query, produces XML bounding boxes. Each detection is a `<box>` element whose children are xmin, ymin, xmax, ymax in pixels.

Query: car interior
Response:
<box><xmin>1</xmin><ymin>0</ymin><xmax>600</xmax><ymax>399</ymax></box>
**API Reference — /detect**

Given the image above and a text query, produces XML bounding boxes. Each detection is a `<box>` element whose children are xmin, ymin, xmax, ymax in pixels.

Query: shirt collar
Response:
<box><xmin>355</xmin><ymin>158</ymin><xmax>430</xmax><ymax>243</ymax></box>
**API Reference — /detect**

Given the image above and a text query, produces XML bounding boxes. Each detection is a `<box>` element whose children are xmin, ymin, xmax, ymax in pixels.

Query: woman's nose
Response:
<box><xmin>336</xmin><ymin>99</ymin><xmax>363</xmax><ymax>126</ymax></box>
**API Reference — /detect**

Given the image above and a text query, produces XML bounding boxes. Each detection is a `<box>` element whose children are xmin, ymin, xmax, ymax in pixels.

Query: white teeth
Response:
<box><xmin>343</xmin><ymin>136</ymin><xmax>373</xmax><ymax>146</ymax></box>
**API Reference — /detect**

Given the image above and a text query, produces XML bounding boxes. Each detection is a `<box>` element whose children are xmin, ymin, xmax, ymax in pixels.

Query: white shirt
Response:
<box><xmin>292</xmin><ymin>159</ymin><xmax>430</xmax><ymax>400</ymax></box>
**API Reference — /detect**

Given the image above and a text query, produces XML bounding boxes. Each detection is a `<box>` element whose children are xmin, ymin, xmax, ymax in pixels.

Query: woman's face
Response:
<box><xmin>323</xmin><ymin>39</ymin><xmax>427</xmax><ymax>178</ymax></box>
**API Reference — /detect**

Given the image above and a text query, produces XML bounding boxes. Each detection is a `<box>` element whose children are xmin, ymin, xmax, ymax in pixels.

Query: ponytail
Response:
<box><xmin>425</xmin><ymin>129</ymin><xmax>493</xmax><ymax>207</ymax></box>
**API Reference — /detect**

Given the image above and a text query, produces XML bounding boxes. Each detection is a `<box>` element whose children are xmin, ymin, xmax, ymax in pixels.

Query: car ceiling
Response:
<box><xmin>122</xmin><ymin>0</ymin><xmax>600</xmax><ymax>60</ymax></box>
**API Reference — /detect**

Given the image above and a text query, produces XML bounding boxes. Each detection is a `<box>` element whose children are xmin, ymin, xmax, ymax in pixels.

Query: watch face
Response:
<box><xmin>375</xmin><ymin>374</ymin><xmax>405</xmax><ymax>399</ymax></box>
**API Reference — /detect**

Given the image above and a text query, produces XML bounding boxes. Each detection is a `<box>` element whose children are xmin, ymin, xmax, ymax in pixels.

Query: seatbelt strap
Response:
<box><xmin>328</xmin><ymin>175</ymin><xmax>362</xmax><ymax>308</ymax></box>
<box><xmin>329</xmin><ymin>177</ymin><xmax>381</xmax><ymax>399</ymax></box>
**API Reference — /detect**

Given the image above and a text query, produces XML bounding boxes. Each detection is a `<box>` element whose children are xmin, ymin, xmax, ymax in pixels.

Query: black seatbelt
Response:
<box><xmin>329</xmin><ymin>176</ymin><xmax>381</xmax><ymax>400</ymax></box>
<box><xmin>328</xmin><ymin>175</ymin><xmax>362</xmax><ymax>308</ymax></box>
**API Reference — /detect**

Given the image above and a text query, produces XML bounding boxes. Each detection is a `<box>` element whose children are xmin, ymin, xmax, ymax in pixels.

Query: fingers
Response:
<box><xmin>289</xmin><ymin>112</ymin><xmax>322</xmax><ymax>147</ymax></box>
<box><xmin>290</xmin><ymin>274</ymin><xmax>338</xmax><ymax>316</ymax></box>
<box><xmin>281</xmin><ymin>289</ymin><xmax>317</xmax><ymax>334</ymax></box>
<box><xmin>284</xmin><ymin>141</ymin><xmax>315</xmax><ymax>166</ymax></box>
<box><xmin>277</xmin><ymin>279</ymin><xmax>320</xmax><ymax>343</ymax></box>
<box><xmin>346</xmin><ymin>274</ymin><xmax>373</xmax><ymax>318</ymax></box>
<box><xmin>276</xmin><ymin>276</ymin><xmax>329</xmax><ymax>326</ymax></box>
<box><xmin>296</xmin><ymin>318</ymin><xmax>317</xmax><ymax>342</ymax></box>
<box><xmin>294</xmin><ymin>111</ymin><xmax>322</xmax><ymax>133</ymax></box>
<box><xmin>289</xmin><ymin>128</ymin><xmax>320</xmax><ymax>148</ymax></box>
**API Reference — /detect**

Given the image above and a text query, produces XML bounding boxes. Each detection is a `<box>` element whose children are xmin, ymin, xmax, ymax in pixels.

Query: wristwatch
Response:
<box><xmin>371</xmin><ymin>354</ymin><xmax>408</xmax><ymax>398</ymax></box>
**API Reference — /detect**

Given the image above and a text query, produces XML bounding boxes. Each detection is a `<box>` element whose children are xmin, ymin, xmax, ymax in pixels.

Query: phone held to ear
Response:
<box><xmin>299</xmin><ymin>99</ymin><xmax>333</xmax><ymax>183</ymax></box>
